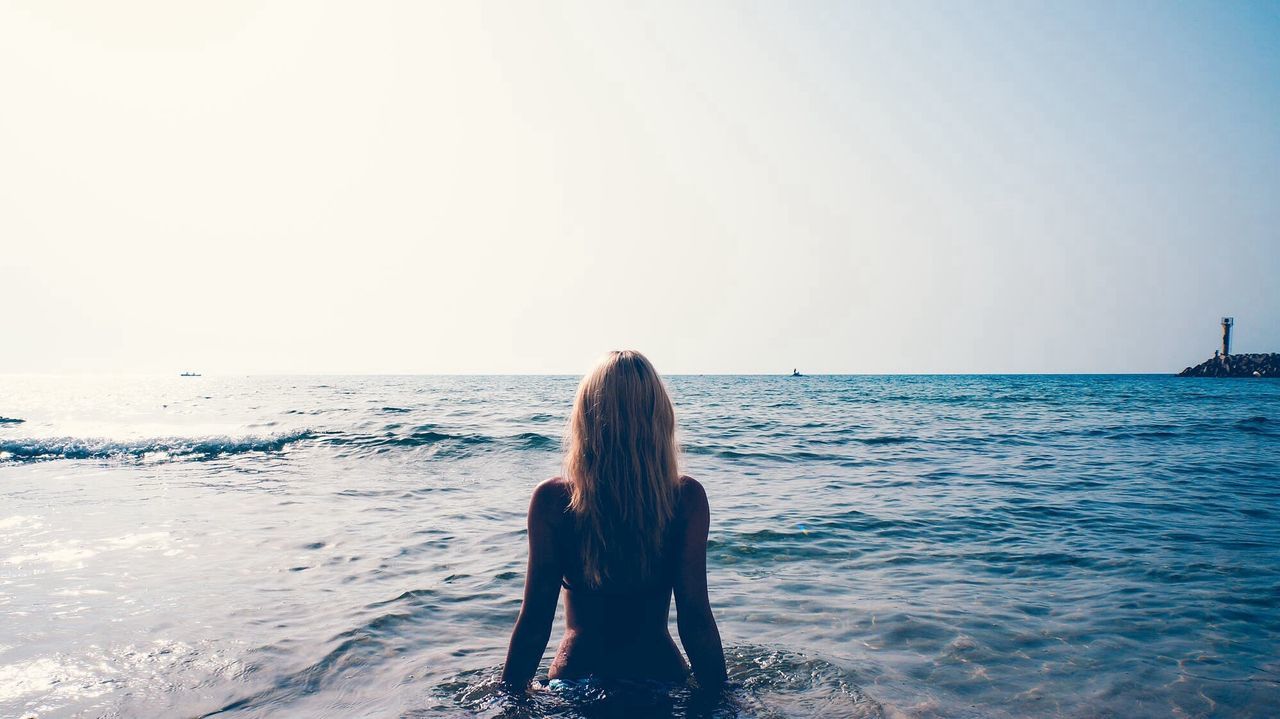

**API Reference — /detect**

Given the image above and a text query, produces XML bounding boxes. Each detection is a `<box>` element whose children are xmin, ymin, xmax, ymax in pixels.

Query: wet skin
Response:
<box><xmin>501</xmin><ymin>476</ymin><xmax>726</xmax><ymax>688</ymax></box>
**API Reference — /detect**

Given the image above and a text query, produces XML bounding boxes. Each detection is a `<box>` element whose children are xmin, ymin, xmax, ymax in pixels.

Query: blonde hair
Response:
<box><xmin>564</xmin><ymin>350</ymin><xmax>681</xmax><ymax>588</ymax></box>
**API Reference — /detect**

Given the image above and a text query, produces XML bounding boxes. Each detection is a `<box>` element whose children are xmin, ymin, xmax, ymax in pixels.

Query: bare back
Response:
<box><xmin>501</xmin><ymin>475</ymin><xmax>726</xmax><ymax>687</ymax></box>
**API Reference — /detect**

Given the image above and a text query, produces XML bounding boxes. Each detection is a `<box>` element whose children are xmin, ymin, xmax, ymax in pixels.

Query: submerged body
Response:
<box><xmin>501</xmin><ymin>350</ymin><xmax>726</xmax><ymax>690</ymax></box>
<box><xmin>503</xmin><ymin>475</ymin><xmax>724</xmax><ymax>685</ymax></box>
<box><xmin>550</xmin><ymin>475</ymin><xmax>694</xmax><ymax>681</ymax></box>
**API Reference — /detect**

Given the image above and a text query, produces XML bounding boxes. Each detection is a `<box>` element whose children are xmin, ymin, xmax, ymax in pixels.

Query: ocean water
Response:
<box><xmin>1</xmin><ymin>374</ymin><xmax>1277</xmax><ymax>719</ymax></box>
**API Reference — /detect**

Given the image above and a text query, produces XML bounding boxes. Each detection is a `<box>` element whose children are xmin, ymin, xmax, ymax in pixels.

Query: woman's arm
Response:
<box><xmin>500</xmin><ymin>479</ymin><xmax>564</xmax><ymax>688</ymax></box>
<box><xmin>672</xmin><ymin>477</ymin><xmax>727</xmax><ymax>686</ymax></box>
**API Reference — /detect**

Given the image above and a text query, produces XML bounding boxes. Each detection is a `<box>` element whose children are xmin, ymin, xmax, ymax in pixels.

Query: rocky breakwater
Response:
<box><xmin>1178</xmin><ymin>353</ymin><xmax>1280</xmax><ymax>378</ymax></box>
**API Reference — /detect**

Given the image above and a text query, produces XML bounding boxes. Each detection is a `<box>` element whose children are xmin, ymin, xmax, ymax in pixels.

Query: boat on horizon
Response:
<box><xmin>179</xmin><ymin>371</ymin><xmax>201</xmax><ymax>377</ymax></box>
<box><xmin>790</xmin><ymin>368</ymin><xmax>803</xmax><ymax>377</ymax></box>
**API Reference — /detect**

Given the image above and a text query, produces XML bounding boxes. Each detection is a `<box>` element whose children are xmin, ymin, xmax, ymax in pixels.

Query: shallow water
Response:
<box><xmin>1</xmin><ymin>374</ymin><xmax>1277</xmax><ymax>718</ymax></box>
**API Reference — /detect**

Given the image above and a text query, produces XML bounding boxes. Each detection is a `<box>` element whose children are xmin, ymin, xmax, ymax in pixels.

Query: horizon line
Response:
<box><xmin>0</xmin><ymin>371</ymin><xmax>1196</xmax><ymax>378</ymax></box>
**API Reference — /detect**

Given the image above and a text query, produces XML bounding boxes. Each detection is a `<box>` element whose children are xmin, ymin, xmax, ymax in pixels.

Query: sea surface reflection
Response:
<box><xmin>1</xmin><ymin>375</ymin><xmax>1277</xmax><ymax>717</ymax></box>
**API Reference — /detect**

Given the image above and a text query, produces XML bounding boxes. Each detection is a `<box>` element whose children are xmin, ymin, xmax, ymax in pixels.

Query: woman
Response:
<box><xmin>501</xmin><ymin>351</ymin><xmax>727</xmax><ymax>690</ymax></box>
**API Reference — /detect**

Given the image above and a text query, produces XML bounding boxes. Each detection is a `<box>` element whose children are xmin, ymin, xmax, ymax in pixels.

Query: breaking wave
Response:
<box><xmin>316</xmin><ymin>427</ymin><xmax>558</xmax><ymax>458</ymax></box>
<box><xmin>0</xmin><ymin>426</ymin><xmax>561</xmax><ymax>464</ymax></box>
<box><xmin>0</xmin><ymin>431</ymin><xmax>313</xmax><ymax>463</ymax></box>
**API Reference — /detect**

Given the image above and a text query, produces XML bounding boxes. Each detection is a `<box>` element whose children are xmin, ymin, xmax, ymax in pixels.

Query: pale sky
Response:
<box><xmin>2</xmin><ymin>1</ymin><xmax>1277</xmax><ymax>374</ymax></box>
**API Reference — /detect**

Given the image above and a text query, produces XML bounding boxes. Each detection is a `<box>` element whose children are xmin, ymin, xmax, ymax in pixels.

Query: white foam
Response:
<box><xmin>104</xmin><ymin>532</ymin><xmax>171</xmax><ymax>550</ymax></box>
<box><xmin>0</xmin><ymin>516</ymin><xmax>41</xmax><ymax>531</ymax></box>
<box><xmin>50</xmin><ymin>589</ymin><xmax>109</xmax><ymax>597</ymax></box>
<box><xmin>5</xmin><ymin>545</ymin><xmax>97</xmax><ymax>566</ymax></box>
<box><xmin>0</xmin><ymin>656</ymin><xmax>113</xmax><ymax>703</ymax></box>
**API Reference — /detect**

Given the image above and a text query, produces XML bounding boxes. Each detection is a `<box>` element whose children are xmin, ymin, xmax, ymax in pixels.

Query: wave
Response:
<box><xmin>317</xmin><ymin>426</ymin><xmax>558</xmax><ymax>457</ymax></box>
<box><xmin>0</xmin><ymin>431</ymin><xmax>312</xmax><ymax>463</ymax></box>
<box><xmin>1236</xmin><ymin>415</ymin><xmax>1274</xmax><ymax>436</ymax></box>
<box><xmin>0</xmin><ymin>424</ymin><xmax>560</xmax><ymax>464</ymax></box>
<box><xmin>682</xmin><ymin>442</ymin><xmax>893</xmax><ymax>465</ymax></box>
<box><xmin>858</xmin><ymin>435</ymin><xmax>913</xmax><ymax>445</ymax></box>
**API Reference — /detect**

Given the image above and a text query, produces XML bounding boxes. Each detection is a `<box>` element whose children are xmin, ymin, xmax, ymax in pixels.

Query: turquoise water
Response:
<box><xmin>1</xmin><ymin>375</ymin><xmax>1277</xmax><ymax>718</ymax></box>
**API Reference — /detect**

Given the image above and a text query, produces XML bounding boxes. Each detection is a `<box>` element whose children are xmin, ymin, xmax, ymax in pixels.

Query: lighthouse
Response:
<box><xmin>1221</xmin><ymin>317</ymin><xmax>1234</xmax><ymax>357</ymax></box>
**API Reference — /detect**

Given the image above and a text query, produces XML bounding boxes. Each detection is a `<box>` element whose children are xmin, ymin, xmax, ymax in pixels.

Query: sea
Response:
<box><xmin>1</xmin><ymin>374</ymin><xmax>1277</xmax><ymax>719</ymax></box>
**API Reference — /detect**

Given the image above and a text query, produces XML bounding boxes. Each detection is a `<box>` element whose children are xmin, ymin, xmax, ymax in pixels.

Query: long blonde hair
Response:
<box><xmin>564</xmin><ymin>350</ymin><xmax>681</xmax><ymax>588</ymax></box>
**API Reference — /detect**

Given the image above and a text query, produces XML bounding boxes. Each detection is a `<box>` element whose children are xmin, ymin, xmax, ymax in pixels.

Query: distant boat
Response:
<box><xmin>179</xmin><ymin>372</ymin><xmax>201</xmax><ymax>377</ymax></box>
<box><xmin>790</xmin><ymin>368</ymin><xmax>803</xmax><ymax>377</ymax></box>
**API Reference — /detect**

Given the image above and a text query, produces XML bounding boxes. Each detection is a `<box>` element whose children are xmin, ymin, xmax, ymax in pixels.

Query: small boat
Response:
<box><xmin>790</xmin><ymin>369</ymin><xmax>803</xmax><ymax>377</ymax></box>
<box><xmin>179</xmin><ymin>372</ymin><xmax>201</xmax><ymax>377</ymax></box>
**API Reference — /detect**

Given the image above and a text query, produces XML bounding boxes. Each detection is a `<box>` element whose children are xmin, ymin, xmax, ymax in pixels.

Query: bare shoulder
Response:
<box><xmin>678</xmin><ymin>474</ymin><xmax>707</xmax><ymax>499</ymax></box>
<box><xmin>677</xmin><ymin>475</ymin><xmax>710</xmax><ymax>518</ymax></box>
<box><xmin>530</xmin><ymin>476</ymin><xmax>571</xmax><ymax>517</ymax></box>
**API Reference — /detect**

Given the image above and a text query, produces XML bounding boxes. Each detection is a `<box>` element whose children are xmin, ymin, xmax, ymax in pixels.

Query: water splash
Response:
<box><xmin>432</xmin><ymin>645</ymin><xmax>881</xmax><ymax>718</ymax></box>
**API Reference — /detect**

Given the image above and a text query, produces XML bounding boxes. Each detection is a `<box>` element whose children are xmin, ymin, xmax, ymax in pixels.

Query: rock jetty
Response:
<box><xmin>1178</xmin><ymin>353</ymin><xmax>1280</xmax><ymax>378</ymax></box>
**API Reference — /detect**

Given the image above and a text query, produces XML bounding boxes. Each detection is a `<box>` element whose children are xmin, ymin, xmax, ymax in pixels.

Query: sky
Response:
<box><xmin>2</xmin><ymin>1</ymin><xmax>1277</xmax><ymax>374</ymax></box>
